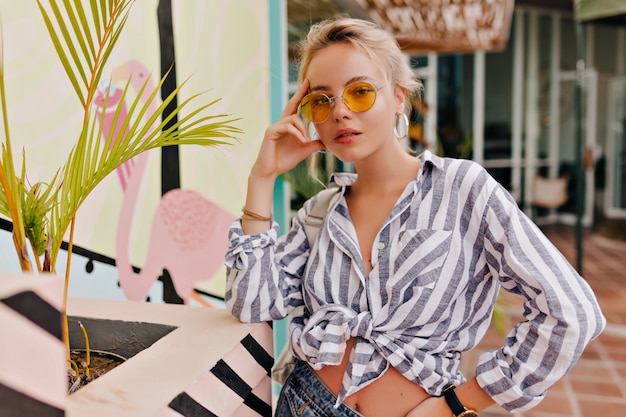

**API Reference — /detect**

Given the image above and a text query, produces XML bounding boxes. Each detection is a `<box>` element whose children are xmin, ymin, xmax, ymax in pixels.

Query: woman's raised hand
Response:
<box><xmin>250</xmin><ymin>79</ymin><xmax>326</xmax><ymax>180</ymax></box>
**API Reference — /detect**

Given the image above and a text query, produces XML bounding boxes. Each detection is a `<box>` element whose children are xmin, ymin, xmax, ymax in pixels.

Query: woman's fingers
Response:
<box><xmin>281</xmin><ymin>79</ymin><xmax>310</xmax><ymax>118</ymax></box>
<box><xmin>266</xmin><ymin>114</ymin><xmax>308</xmax><ymax>143</ymax></box>
<box><xmin>256</xmin><ymin>114</ymin><xmax>324</xmax><ymax>175</ymax></box>
<box><xmin>252</xmin><ymin>80</ymin><xmax>323</xmax><ymax>177</ymax></box>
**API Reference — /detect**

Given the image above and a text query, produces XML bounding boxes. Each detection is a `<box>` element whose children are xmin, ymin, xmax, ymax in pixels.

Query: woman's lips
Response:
<box><xmin>334</xmin><ymin>129</ymin><xmax>360</xmax><ymax>144</ymax></box>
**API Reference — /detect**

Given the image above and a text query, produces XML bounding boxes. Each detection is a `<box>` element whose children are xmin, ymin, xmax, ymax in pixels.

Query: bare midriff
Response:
<box><xmin>313</xmin><ymin>338</ymin><xmax>431</xmax><ymax>417</ymax></box>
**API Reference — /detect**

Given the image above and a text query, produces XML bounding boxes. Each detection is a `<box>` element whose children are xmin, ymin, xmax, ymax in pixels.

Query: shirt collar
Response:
<box><xmin>421</xmin><ymin>149</ymin><xmax>444</xmax><ymax>172</ymax></box>
<box><xmin>327</xmin><ymin>150</ymin><xmax>443</xmax><ymax>188</ymax></box>
<box><xmin>328</xmin><ymin>172</ymin><xmax>357</xmax><ymax>187</ymax></box>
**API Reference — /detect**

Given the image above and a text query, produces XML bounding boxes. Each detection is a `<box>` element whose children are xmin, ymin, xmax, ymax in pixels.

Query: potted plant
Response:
<box><xmin>1</xmin><ymin>0</ymin><xmax>238</xmax><ymax>329</ymax></box>
<box><xmin>0</xmin><ymin>1</ymin><xmax>275</xmax><ymax>415</ymax></box>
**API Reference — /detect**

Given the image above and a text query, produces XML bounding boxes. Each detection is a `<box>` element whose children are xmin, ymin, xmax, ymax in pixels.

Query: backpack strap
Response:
<box><xmin>303</xmin><ymin>187</ymin><xmax>341</xmax><ymax>248</ymax></box>
<box><xmin>272</xmin><ymin>187</ymin><xmax>341</xmax><ymax>386</ymax></box>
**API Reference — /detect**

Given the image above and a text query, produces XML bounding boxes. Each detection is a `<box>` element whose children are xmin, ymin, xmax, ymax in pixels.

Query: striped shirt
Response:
<box><xmin>224</xmin><ymin>151</ymin><xmax>605</xmax><ymax>412</ymax></box>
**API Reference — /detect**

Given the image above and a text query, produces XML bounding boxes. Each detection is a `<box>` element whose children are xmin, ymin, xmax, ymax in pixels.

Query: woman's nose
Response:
<box><xmin>330</xmin><ymin>95</ymin><xmax>351</xmax><ymax>120</ymax></box>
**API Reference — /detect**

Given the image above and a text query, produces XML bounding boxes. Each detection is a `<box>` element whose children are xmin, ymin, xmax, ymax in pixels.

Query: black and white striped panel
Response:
<box><xmin>161</xmin><ymin>322</ymin><xmax>274</xmax><ymax>417</ymax></box>
<box><xmin>0</xmin><ymin>275</ymin><xmax>66</xmax><ymax>417</ymax></box>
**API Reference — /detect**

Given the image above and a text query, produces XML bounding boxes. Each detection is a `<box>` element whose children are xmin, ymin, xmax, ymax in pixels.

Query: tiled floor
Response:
<box><xmin>466</xmin><ymin>224</ymin><xmax>626</xmax><ymax>417</ymax></box>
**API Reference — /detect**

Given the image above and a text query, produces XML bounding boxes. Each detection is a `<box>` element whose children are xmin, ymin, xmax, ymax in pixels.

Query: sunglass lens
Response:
<box><xmin>344</xmin><ymin>82</ymin><xmax>377</xmax><ymax>112</ymax></box>
<box><xmin>300</xmin><ymin>93</ymin><xmax>331</xmax><ymax>123</ymax></box>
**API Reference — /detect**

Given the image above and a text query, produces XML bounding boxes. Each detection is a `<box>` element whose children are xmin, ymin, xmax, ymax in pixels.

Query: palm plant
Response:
<box><xmin>0</xmin><ymin>0</ymin><xmax>240</xmax><ymax>351</ymax></box>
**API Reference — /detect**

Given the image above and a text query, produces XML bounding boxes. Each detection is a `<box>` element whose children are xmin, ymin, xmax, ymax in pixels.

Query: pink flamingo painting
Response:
<box><xmin>93</xmin><ymin>60</ymin><xmax>234</xmax><ymax>304</ymax></box>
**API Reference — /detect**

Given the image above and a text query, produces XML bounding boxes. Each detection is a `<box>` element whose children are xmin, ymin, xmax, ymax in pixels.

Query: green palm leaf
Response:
<box><xmin>37</xmin><ymin>0</ymin><xmax>133</xmax><ymax>108</ymax></box>
<box><xmin>48</xmin><ymin>82</ymin><xmax>240</xmax><ymax>267</ymax></box>
<box><xmin>1</xmin><ymin>0</ymin><xmax>241</xmax><ymax>276</ymax></box>
<box><xmin>0</xmin><ymin>31</ymin><xmax>32</xmax><ymax>272</ymax></box>
<box><xmin>37</xmin><ymin>0</ymin><xmax>241</xmax><ymax>270</ymax></box>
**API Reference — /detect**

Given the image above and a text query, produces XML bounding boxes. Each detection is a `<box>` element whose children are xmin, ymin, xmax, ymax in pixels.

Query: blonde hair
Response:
<box><xmin>294</xmin><ymin>18</ymin><xmax>423</xmax><ymax>181</ymax></box>
<box><xmin>296</xmin><ymin>18</ymin><xmax>422</xmax><ymax>110</ymax></box>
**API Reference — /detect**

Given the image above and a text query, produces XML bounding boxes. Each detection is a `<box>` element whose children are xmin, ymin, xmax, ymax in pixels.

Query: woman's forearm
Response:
<box><xmin>241</xmin><ymin>174</ymin><xmax>277</xmax><ymax>234</ymax></box>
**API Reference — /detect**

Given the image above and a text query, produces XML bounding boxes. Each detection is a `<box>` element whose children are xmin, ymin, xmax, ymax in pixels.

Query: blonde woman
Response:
<box><xmin>224</xmin><ymin>18</ymin><xmax>605</xmax><ymax>417</ymax></box>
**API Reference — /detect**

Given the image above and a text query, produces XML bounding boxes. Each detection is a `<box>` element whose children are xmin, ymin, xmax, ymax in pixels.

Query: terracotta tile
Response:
<box><xmin>530</xmin><ymin>391</ymin><xmax>574</xmax><ymax>415</ymax></box>
<box><xmin>568</xmin><ymin>360</ymin><xmax>613</xmax><ymax>380</ymax></box>
<box><xmin>615</xmin><ymin>366</ymin><xmax>626</xmax><ymax>381</ymax></box>
<box><xmin>481</xmin><ymin>404</ymin><xmax>510</xmax><ymax>416</ymax></box>
<box><xmin>548</xmin><ymin>378</ymin><xmax>568</xmax><ymax>393</ymax></box>
<box><xmin>598</xmin><ymin>335</ymin><xmax>626</xmax><ymax>349</ymax></box>
<box><xmin>579</xmin><ymin>349</ymin><xmax>603</xmax><ymax>360</ymax></box>
<box><xmin>604</xmin><ymin>313</ymin><xmax>626</xmax><ymax>324</ymax></box>
<box><xmin>472</xmin><ymin>225</ymin><xmax>626</xmax><ymax>417</ymax></box>
<box><xmin>578</xmin><ymin>399</ymin><xmax>626</xmax><ymax>417</ymax></box>
<box><xmin>524</xmin><ymin>410</ymin><xmax>571</xmax><ymax>417</ymax></box>
<box><xmin>605</xmin><ymin>348</ymin><xmax>626</xmax><ymax>363</ymax></box>
<box><xmin>569</xmin><ymin>379</ymin><xmax>624</xmax><ymax>399</ymax></box>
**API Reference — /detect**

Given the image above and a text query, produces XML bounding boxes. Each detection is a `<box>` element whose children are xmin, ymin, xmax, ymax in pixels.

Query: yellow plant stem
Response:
<box><xmin>61</xmin><ymin>215</ymin><xmax>77</xmax><ymax>359</ymax></box>
<box><xmin>0</xmin><ymin>59</ymin><xmax>32</xmax><ymax>272</ymax></box>
<box><xmin>77</xmin><ymin>320</ymin><xmax>90</xmax><ymax>377</ymax></box>
<box><xmin>68</xmin><ymin>358</ymin><xmax>79</xmax><ymax>378</ymax></box>
<box><xmin>12</xmin><ymin>231</ymin><xmax>32</xmax><ymax>272</ymax></box>
<box><xmin>0</xmin><ymin>166</ymin><xmax>32</xmax><ymax>272</ymax></box>
<box><xmin>30</xmin><ymin>241</ymin><xmax>43</xmax><ymax>272</ymax></box>
<box><xmin>82</xmin><ymin>0</ymin><xmax>125</xmax><ymax>117</ymax></box>
<box><xmin>61</xmin><ymin>309</ymin><xmax>70</xmax><ymax>361</ymax></box>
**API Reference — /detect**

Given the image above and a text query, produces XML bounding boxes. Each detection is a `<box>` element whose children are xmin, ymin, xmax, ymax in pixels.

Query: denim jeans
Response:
<box><xmin>274</xmin><ymin>360</ymin><xmax>365</xmax><ymax>417</ymax></box>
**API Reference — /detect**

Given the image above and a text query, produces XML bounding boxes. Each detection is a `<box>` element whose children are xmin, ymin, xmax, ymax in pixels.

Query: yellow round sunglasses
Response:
<box><xmin>298</xmin><ymin>81</ymin><xmax>384</xmax><ymax>124</ymax></box>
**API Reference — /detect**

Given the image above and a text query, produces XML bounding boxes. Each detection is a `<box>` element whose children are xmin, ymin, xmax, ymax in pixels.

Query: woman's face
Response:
<box><xmin>303</xmin><ymin>43</ymin><xmax>405</xmax><ymax>164</ymax></box>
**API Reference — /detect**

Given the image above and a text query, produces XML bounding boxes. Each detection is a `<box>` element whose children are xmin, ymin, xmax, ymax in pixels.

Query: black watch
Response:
<box><xmin>442</xmin><ymin>384</ymin><xmax>480</xmax><ymax>417</ymax></box>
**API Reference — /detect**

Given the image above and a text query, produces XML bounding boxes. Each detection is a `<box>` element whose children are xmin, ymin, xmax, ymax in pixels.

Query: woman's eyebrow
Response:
<box><xmin>309</xmin><ymin>84</ymin><xmax>329</xmax><ymax>93</ymax></box>
<box><xmin>346</xmin><ymin>76</ymin><xmax>371</xmax><ymax>85</ymax></box>
<box><xmin>309</xmin><ymin>76</ymin><xmax>374</xmax><ymax>93</ymax></box>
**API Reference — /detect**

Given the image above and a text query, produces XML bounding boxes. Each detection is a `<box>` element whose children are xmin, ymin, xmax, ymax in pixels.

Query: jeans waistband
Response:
<box><xmin>286</xmin><ymin>360</ymin><xmax>364</xmax><ymax>417</ymax></box>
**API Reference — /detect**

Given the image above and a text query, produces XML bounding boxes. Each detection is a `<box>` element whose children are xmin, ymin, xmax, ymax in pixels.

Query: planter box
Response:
<box><xmin>67</xmin><ymin>297</ymin><xmax>274</xmax><ymax>417</ymax></box>
<box><xmin>0</xmin><ymin>272</ymin><xmax>274</xmax><ymax>417</ymax></box>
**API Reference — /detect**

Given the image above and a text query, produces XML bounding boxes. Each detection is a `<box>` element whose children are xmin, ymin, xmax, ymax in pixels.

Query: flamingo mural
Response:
<box><xmin>93</xmin><ymin>60</ymin><xmax>235</xmax><ymax>304</ymax></box>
